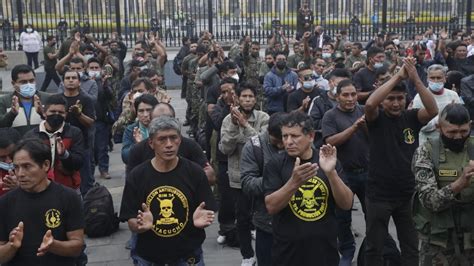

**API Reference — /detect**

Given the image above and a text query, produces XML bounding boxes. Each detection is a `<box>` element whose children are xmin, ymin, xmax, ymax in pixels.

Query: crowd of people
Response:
<box><xmin>0</xmin><ymin>15</ymin><xmax>474</xmax><ymax>266</ymax></box>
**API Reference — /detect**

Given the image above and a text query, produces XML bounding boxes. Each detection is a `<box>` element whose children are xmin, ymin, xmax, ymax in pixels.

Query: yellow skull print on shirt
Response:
<box><xmin>289</xmin><ymin>176</ymin><xmax>328</xmax><ymax>221</ymax></box>
<box><xmin>146</xmin><ymin>186</ymin><xmax>189</xmax><ymax>237</ymax></box>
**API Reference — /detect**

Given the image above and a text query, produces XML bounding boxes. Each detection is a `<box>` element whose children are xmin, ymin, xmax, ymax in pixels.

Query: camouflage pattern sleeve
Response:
<box><xmin>412</xmin><ymin>144</ymin><xmax>456</xmax><ymax>212</ymax></box>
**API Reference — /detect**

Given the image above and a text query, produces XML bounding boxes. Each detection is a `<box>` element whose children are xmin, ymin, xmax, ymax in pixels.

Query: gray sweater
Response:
<box><xmin>219</xmin><ymin>109</ymin><xmax>269</xmax><ymax>189</ymax></box>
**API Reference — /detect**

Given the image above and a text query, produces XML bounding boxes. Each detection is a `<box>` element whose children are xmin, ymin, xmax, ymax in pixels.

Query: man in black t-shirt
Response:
<box><xmin>120</xmin><ymin>116</ymin><xmax>216</xmax><ymax>265</ymax></box>
<box><xmin>353</xmin><ymin>46</ymin><xmax>386</xmax><ymax>105</ymax></box>
<box><xmin>0</xmin><ymin>139</ymin><xmax>84</xmax><ymax>266</ymax></box>
<box><xmin>322</xmin><ymin>79</ymin><xmax>368</xmax><ymax>265</ymax></box>
<box><xmin>287</xmin><ymin>66</ymin><xmax>321</xmax><ymax>112</ymax></box>
<box><xmin>364</xmin><ymin>58</ymin><xmax>438</xmax><ymax>266</ymax></box>
<box><xmin>59</xmin><ymin>70</ymin><xmax>96</xmax><ymax>196</ymax></box>
<box><xmin>263</xmin><ymin>112</ymin><xmax>353</xmax><ymax>266</ymax></box>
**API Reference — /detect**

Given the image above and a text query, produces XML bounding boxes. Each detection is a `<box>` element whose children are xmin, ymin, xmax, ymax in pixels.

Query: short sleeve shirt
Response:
<box><xmin>322</xmin><ymin>105</ymin><xmax>369</xmax><ymax>170</ymax></box>
<box><xmin>367</xmin><ymin>109</ymin><xmax>423</xmax><ymax>201</ymax></box>
<box><xmin>119</xmin><ymin>158</ymin><xmax>216</xmax><ymax>263</ymax></box>
<box><xmin>0</xmin><ymin>182</ymin><xmax>83</xmax><ymax>266</ymax></box>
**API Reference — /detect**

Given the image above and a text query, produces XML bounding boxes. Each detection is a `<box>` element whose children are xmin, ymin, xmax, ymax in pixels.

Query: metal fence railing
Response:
<box><xmin>0</xmin><ymin>0</ymin><xmax>472</xmax><ymax>50</ymax></box>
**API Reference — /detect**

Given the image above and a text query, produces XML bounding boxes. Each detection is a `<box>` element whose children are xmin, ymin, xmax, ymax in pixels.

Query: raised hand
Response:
<box><xmin>68</xmin><ymin>100</ymin><xmax>82</xmax><ymax>116</ymax></box>
<box><xmin>34</xmin><ymin>95</ymin><xmax>43</xmax><ymax>115</ymax></box>
<box><xmin>11</xmin><ymin>96</ymin><xmax>19</xmax><ymax>115</ymax></box>
<box><xmin>37</xmin><ymin>230</ymin><xmax>53</xmax><ymax>256</ymax></box>
<box><xmin>1</xmin><ymin>170</ymin><xmax>19</xmax><ymax>191</ymax></box>
<box><xmin>193</xmin><ymin>202</ymin><xmax>215</xmax><ymax>228</ymax></box>
<box><xmin>136</xmin><ymin>203</ymin><xmax>153</xmax><ymax>233</ymax></box>
<box><xmin>319</xmin><ymin>144</ymin><xmax>337</xmax><ymax>174</ymax></box>
<box><xmin>9</xmin><ymin>222</ymin><xmax>24</xmax><ymax>249</ymax></box>
<box><xmin>56</xmin><ymin>137</ymin><xmax>66</xmax><ymax>156</ymax></box>
<box><xmin>353</xmin><ymin>115</ymin><xmax>366</xmax><ymax>129</ymax></box>
<box><xmin>133</xmin><ymin>127</ymin><xmax>144</xmax><ymax>143</ymax></box>
<box><xmin>303</xmin><ymin>31</ymin><xmax>311</xmax><ymax>40</ymax></box>
<box><xmin>302</xmin><ymin>96</ymin><xmax>311</xmax><ymax>110</ymax></box>
<box><xmin>290</xmin><ymin>157</ymin><xmax>318</xmax><ymax>187</ymax></box>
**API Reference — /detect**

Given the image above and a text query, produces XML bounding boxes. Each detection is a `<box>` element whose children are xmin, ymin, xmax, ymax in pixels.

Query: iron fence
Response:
<box><xmin>0</xmin><ymin>0</ymin><xmax>472</xmax><ymax>50</ymax></box>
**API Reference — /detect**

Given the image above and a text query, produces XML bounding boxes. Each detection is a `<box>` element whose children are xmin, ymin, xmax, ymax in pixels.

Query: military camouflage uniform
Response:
<box><xmin>186</xmin><ymin>55</ymin><xmax>201</xmax><ymax>136</ymax></box>
<box><xmin>112</xmin><ymin>92</ymin><xmax>135</xmax><ymax>135</ymax></box>
<box><xmin>413</xmin><ymin>139</ymin><xmax>474</xmax><ymax>266</ymax></box>
<box><xmin>287</xmin><ymin>52</ymin><xmax>304</xmax><ymax>69</ymax></box>
<box><xmin>243</xmin><ymin>43</ymin><xmax>265</xmax><ymax>111</ymax></box>
<box><xmin>182</xmin><ymin>53</ymin><xmax>197</xmax><ymax>125</ymax></box>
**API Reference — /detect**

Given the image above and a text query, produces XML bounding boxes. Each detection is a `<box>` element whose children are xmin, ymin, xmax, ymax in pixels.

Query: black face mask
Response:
<box><xmin>441</xmin><ymin>134</ymin><xmax>469</xmax><ymax>153</ymax></box>
<box><xmin>46</xmin><ymin>114</ymin><xmax>65</xmax><ymax>130</ymax></box>
<box><xmin>276</xmin><ymin>61</ymin><xmax>286</xmax><ymax>70</ymax></box>
<box><xmin>267</xmin><ymin>62</ymin><xmax>274</xmax><ymax>68</ymax></box>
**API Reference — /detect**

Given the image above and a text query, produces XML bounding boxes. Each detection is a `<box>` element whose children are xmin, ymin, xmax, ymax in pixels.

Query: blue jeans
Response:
<box><xmin>256</xmin><ymin>229</ymin><xmax>273</xmax><ymax>266</ymax></box>
<box><xmin>337</xmin><ymin>170</ymin><xmax>368</xmax><ymax>266</ymax></box>
<box><xmin>135</xmin><ymin>247</ymin><xmax>204</xmax><ymax>266</ymax></box>
<box><xmin>94</xmin><ymin>121</ymin><xmax>111</xmax><ymax>173</ymax></box>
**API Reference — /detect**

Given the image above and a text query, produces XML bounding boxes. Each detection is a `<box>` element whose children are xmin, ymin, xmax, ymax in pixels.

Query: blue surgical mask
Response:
<box><xmin>428</xmin><ymin>81</ymin><xmax>444</xmax><ymax>92</ymax></box>
<box><xmin>303</xmin><ymin>80</ymin><xmax>316</xmax><ymax>89</ymax></box>
<box><xmin>0</xmin><ymin>162</ymin><xmax>14</xmax><ymax>171</ymax></box>
<box><xmin>374</xmin><ymin>62</ymin><xmax>384</xmax><ymax>69</ymax></box>
<box><xmin>19</xmin><ymin>83</ymin><xmax>36</xmax><ymax>98</ymax></box>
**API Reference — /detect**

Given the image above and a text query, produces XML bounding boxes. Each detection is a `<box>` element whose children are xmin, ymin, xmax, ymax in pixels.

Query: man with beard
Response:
<box><xmin>412</xmin><ymin>103</ymin><xmax>474</xmax><ymax>265</ymax></box>
<box><xmin>220</xmin><ymin>83</ymin><xmax>269</xmax><ymax>266</ymax></box>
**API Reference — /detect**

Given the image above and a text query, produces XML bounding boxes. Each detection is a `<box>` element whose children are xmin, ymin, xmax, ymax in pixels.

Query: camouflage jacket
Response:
<box><xmin>412</xmin><ymin>143</ymin><xmax>457</xmax><ymax>212</ymax></box>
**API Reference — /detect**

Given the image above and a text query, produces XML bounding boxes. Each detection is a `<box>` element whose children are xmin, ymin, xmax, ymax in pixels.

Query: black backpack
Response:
<box><xmin>173</xmin><ymin>56</ymin><xmax>183</xmax><ymax>75</ymax></box>
<box><xmin>83</xmin><ymin>183</ymin><xmax>120</xmax><ymax>238</ymax></box>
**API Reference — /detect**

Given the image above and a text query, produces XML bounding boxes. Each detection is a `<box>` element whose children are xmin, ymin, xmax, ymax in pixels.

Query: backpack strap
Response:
<box><xmin>429</xmin><ymin>136</ymin><xmax>441</xmax><ymax>173</ymax></box>
<box><xmin>250</xmin><ymin>135</ymin><xmax>264</xmax><ymax>176</ymax></box>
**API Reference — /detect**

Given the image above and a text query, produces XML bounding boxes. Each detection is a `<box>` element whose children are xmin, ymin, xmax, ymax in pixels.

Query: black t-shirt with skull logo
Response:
<box><xmin>0</xmin><ymin>181</ymin><xmax>83</xmax><ymax>266</ymax></box>
<box><xmin>119</xmin><ymin>157</ymin><xmax>216</xmax><ymax>263</ymax></box>
<box><xmin>262</xmin><ymin>149</ymin><xmax>344</xmax><ymax>266</ymax></box>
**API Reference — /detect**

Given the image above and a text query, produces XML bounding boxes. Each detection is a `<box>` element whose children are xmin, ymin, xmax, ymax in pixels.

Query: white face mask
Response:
<box><xmin>374</xmin><ymin>62</ymin><xmax>384</xmax><ymax>69</ymax></box>
<box><xmin>88</xmin><ymin>70</ymin><xmax>101</xmax><ymax>79</ymax></box>
<box><xmin>26</xmin><ymin>28</ymin><xmax>33</xmax><ymax>33</ymax></box>
<box><xmin>393</xmin><ymin>39</ymin><xmax>400</xmax><ymax>46</ymax></box>
<box><xmin>231</xmin><ymin>73</ymin><xmax>239</xmax><ymax>82</ymax></box>
<box><xmin>133</xmin><ymin>92</ymin><xmax>143</xmax><ymax>100</ymax></box>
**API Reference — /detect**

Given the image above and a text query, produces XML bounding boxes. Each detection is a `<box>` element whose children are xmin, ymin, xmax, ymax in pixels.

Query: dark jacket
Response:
<box><xmin>210</xmin><ymin>98</ymin><xmax>231</xmax><ymax>162</ymax></box>
<box><xmin>461</xmin><ymin>74</ymin><xmax>474</xmax><ymax>120</ymax></box>
<box><xmin>240</xmin><ymin>131</ymin><xmax>283</xmax><ymax>233</ymax></box>
<box><xmin>263</xmin><ymin>67</ymin><xmax>298</xmax><ymax>113</ymax></box>
<box><xmin>308</xmin><ymin>91</ymin><xmax>337</xmax><ymax>147</ymax></box>
<box><xmin>24</xmin><ymin>123</ymin><xmax>84</xmax><ymax>189</ymax></box>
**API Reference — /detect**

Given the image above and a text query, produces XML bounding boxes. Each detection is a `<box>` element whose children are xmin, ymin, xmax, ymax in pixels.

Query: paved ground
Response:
<box><xmin>0</xmin><ymin>50</ymin><xmax>399</xmax><ymax>265</ymax></box>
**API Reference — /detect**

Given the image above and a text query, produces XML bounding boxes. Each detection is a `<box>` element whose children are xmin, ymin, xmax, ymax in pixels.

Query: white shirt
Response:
<box><xmin>412</xmin><ymin>89</ymin><xmax>461</xmax><ymax>145</ymax></box>
<box><xmin>19</xmin><ymin>31</ymin><xmax>42</xmax><ymax>53</ymax></box>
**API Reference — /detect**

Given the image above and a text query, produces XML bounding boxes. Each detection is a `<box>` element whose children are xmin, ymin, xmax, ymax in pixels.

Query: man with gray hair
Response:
<box><xmin>120</xmin><ymin>116</ymin><xmax>217</xmax><ymax>265</ymax></box>
<box><xmin>412</xmin><ymin>64</ymin><xmax>461</xmax><ymax>145</ymax></box>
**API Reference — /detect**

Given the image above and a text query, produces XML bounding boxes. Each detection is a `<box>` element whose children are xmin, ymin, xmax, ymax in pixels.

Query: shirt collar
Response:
<box><xmin>39</xmin><ymin>120</ymin><xmax>65</xmax><ymax>137</ymax></box>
